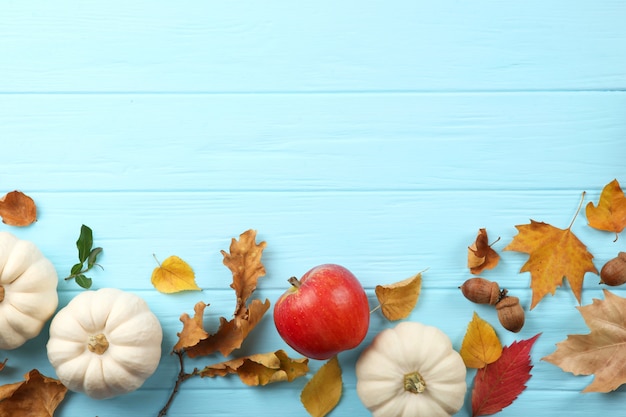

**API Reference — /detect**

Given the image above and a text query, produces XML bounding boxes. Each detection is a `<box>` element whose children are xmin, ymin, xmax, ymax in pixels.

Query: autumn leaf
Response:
<box><xmin>176</xmin><ymin>230</ymin><xmax>270</xmax><ymax>358</ymax></box>
<box><xmin>0</xmin><ymin>190</ymin><xmax>37</xmax><ymax>226</ymax></box>
<box><xmin>542</xmin><ymin>289</ymin><xmax>626</xmax><ymax>392</ymax></box>
<box><xmin>151</xmin><ymin>255</ymin><xmax>201</xmax><ymax>293</ymax></box>
<box><xmin>504</xmin><ymin>206</ymin><xmax>598</xmax><ymax>309</ymax></box>
<box><xmin>199</xmin><ymin>349</ymin><xmax>309</xmax><ymax>386</ymax></box>
<box><xmin>472</xmin><ymin>334</ymin><xmax>540</xmax><ymax>417</ymax></box>
<box><xmin>460</xmin><ymin>312</ymin><xmax>503</xmax><ymax>368</ymax></box>
<box><xmin>0</xmin><ymin>359</ymin><xmax>6</xmax><ymax>372</ymax></box>
<box><xmin>374</xmin><ymin>272</ymin><xmax>422</xmax><ymax>321</ymax></box>
<box><xmin>0</xmin><ymin>369</ymin><xmax>67</xmax><ymax>417</ymax></box>
<box><xmin>586</xmin><ymin>179</ymin><xmax>626</xmax><ymax>241</ymax></box>
<box><xmin>173</xmin><ymin>301</ymin><xmax>210</xmax><ymax>352</ymax></box>
<box><xmin>468</xmin><ymin>228</ymin><xmax>500</xmax><ymax>274</ymax></box>
<box><xmin>301</xmin><ymin>356</ymin><xmax>342</xmax><ymax>417</ymax></box>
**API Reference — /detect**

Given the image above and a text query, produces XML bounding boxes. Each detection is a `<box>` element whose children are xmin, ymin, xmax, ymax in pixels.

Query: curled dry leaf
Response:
<box><xmin>504</xmin><ymin>219</ymin><xmax>597</xmax><ymax>309</ymax></box>
<box><xmin>460</xmin><ymin>312</ymin><xmax>503</xmax><ymax>368</ymax></box>
<box><xmin>468</xmin><ymin>228</ymin><xmax>500</xmax><ymax>274</ymax></box>
<box><xmin>0</xmin><ymin>369</ymin><xmax>67</xmax><ymax>417</ymax></box>
<box><xmin>586</xmin><ymin>178</ymin><xmax>626</xmax><ymax>241</ymax></box>
<box><xmin>151</xmin><ymin>255</ymin><xmax>201</xmax><ymax>293</ymax></box>
<box><xmin>0</xmin><ymin>358</ymin><xmax>6</xmax><ymax>372</ymax></box>
<box><xmin>301</xmin><ymin>356</ymin><xmax>342</xmax><ymax>417</ymax></box>
<box><xmin>472</xmin><ymin>334</ymin><xmax>540</xmax><ymax>417</ymax></box>
<box><xmin>199</xmin><ymin>349</ymin><xmax>309</xmax><ymax>386</ymax></box>
<box><xmin>175</xmin><ymin>229</ymin><xmax>270</xmax><ymax>357</ymax></box>
<box><xmin>374</xmin><ymin>272</ymin><xmax>422</xmax><ymax>321</ymax></box>
<box><xmin>0</xmin><ymin>190</ymin><xmax>37</xmax><ymax>226</ymax></box>
<box><xmin>543</xmin><ymin>289</ymin><xmax>626</xmax><ymax>393</ymax></box>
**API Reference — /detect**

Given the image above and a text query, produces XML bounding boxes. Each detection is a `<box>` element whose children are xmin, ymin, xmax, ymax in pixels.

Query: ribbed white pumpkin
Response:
<box><xmin>356</xmin><ymin>321</ymin><xmax>467</xmax><ymax>417</ymax></box>
<box><xmin>46</xmin><ymin>288</ymin><xmax>163</xmax><ymax>399</ymax></box>
<box><xmin>0</xmin><ymin>231</ymin><xmax>58</xmax><ymax>350</ymax></box>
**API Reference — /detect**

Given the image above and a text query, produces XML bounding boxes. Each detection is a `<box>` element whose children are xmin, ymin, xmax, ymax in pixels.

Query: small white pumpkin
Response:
<box><xmin>356</xmin><ymin>321</ymin><xmax>467</xmax><ymax>417</ymax></box>
<box><xmin>46</xmin><ymin>288</ymin><xmax>163</xmax><ymax>399</ymax></box>
<box><xmin>0</xmin><ymin>231</ymin><xmax>58</xmax><ymax>350</ymax></box>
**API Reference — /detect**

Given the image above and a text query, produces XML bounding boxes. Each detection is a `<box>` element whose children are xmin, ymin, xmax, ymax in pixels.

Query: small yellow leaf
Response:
<box><xmin>151</xmin><ymin>255</ymin><xmax>201</xmax><ymax>294</ymax></box>
<box><xmin>301</xmin><ymin>356</ymin><xmax>342</xmax><ymax>417</ymax></box>
<box><xmin>460</xmin><ymin>312</ymin><xmax>503</xmax><ymax>368</ymax></box>
<box><xmin>375</xmin><ymin>273</ymin><xmax>422</xmax><ymax>321</ymax></box>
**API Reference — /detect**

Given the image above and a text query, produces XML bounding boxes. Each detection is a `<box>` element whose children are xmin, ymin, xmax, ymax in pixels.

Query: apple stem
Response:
<box><xmin>288</xmin><ymin>276</ymin><xmax>302</xmax><ymax>288</ymax></box>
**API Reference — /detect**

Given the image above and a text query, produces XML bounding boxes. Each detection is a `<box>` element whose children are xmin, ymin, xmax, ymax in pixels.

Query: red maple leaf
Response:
<box><xmin>471</xmin><ymin>333</ymin><xmax>540</xmax><ymax>416</ymax></box>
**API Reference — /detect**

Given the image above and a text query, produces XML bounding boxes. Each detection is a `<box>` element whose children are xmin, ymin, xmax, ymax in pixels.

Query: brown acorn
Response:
<box><xmin>600</xmin><ymin>252</ymin><xmax>626</xmax><ymax>286</ymax></box>
<box><xmin>459</xmin><ymin>277</ymin><xmax>506</xmax><ymax>305</ymax></box>
<box><xmin>495</xmin><ymin>296</ymin><xmax>525</xmax><ymax>333</ymax></box>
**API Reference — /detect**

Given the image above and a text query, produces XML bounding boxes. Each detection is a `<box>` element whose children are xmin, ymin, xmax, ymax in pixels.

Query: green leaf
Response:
<box><xmin>88</xmin><ymin>247</ymin><xmax>103</xmax><ymax>269</ymax></box>
<box><xmin>75</xmin><ymin>274</ymin><xmax>92</xmax><ymax>289</ymax></box>
<box><xmin>76</xmin><ymin>225</ymin><xmax>94</xmax><ymax>263</ymax></box>
<box><xmin>70</xmin><ymin>262</ymin><xmax>84</xmax><ymax>276</ymax></box>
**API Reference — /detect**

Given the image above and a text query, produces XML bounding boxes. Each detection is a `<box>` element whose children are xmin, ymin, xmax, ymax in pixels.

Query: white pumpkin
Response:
<box><xmin>356</xmin><ymin>321</ymin><xmax>467</xmax><ymax>417</ymax></box>
<box><xmin>0</xmin><ymin>231</ymin><xmax>58</xmax><ymax>350</ymax></box>
<box><xmin>46</xmin><ymin>288</ymin><xmax>163</xmax><ymax>399</ymax></box>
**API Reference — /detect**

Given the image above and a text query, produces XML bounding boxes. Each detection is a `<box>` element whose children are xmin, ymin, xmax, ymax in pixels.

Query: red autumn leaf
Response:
<box><xmin>471</xmin><ymin>333</ymin><xmax>540</xmax><ymax>417</ymax></box>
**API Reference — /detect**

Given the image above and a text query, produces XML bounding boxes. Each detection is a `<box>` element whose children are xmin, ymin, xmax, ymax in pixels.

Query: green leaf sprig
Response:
<box><xmin>64</xmin><ymin>224</ymin><xmax>103</xmax><ymax>289</ymax></box>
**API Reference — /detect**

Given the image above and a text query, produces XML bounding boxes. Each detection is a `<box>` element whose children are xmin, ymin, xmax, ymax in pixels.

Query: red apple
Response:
<box><xmin>273</xmin><ymin>263</ymin><xmax>370</xmax><ymax>360</ymax></box>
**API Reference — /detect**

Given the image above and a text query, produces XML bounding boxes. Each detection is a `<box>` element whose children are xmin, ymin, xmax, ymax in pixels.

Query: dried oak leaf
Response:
<box><xmin>504</xmin><ymin>219</ymin><xmax>597</xmax><ymax>309</ymax></box>
<box><xmin>0</xmin><ymin>190</ymin><xmax>37</xmax><ymax>226</ymax></box>
<box><xmin>177</xmin><ymin>229</ymin><xmax>270</xmax><ymax>358</ymax></box>
<box><xmin>468</xmin><ymin>228</ymin><xmax>500</xmax><ymax>274</ymax></box>
<box><xmin>0</xmin><ymin>369</ymin><xmax>67</xmax><ymax>417</ymax></box>
<box><xmin>301</xmin><ymin>356</ymin><xmax>342</xmax><ymax>417</ymax></box>
<box><xmin>460</xmin><ymin>312</ymin><xmax>503</xmax><ymax>369</ymax></box>
<box><xmin>151</xmin><ymin>255</ymin><xmax>201</xmax><ymax>293</ymax></box>
<box><xmin>374</xmin><ymin>272</ymin><xmax>422</xmax><ymax>321</ymax></box>
<box><xmin>586</xmin><ymin>179</ymin><xmax>626</xmax><ymax>241</ymax></box>
<box><xmin>542</xmin><ymin>289</ymin><xmax>626</xmax><ymax>393</ymax></box>
<box><xmin>472</xmin><ymin>334</ymin><xmax>540</xmax><ymax>417</ymax></box>
<box><xmin>199</xmin><ymin>349</ymin><xmax>309</xmax><ymax>386</ymax></box>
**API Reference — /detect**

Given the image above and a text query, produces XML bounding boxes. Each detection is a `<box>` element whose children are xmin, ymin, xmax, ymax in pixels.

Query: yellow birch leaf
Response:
<box><xmin>199</xmin><ymin>350</ymin><xmax>309</xmax><ymax>386</ymax></box>
<box><xmin>151</xmin><ymin>255</ymin><xmax>201</xmax><ymax>293</ymax></box>
<box><xmin>301</xmin><ymin>356</ymin><xmax>342</xmax><ymax>417</ymax></box>
<box><xmin>460</xmin><ymin>312</ymin><xmax>503</xmax><ymax>368</ymax></box>
<box><xmin>375</xmin><ymin>273</ymin><xmax>422</xmax><ymax>321</ymax></box>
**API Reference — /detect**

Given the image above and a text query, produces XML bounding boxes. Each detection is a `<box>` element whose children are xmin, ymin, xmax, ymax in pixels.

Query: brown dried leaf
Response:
<box><xmin>0</xmin><ymin>358</ymin><xmax>6</xmax><ymax>372</ymax></box>
<box><xmin>0</xmin><ymin>369</ymin><xmax>67</xmax><ymax>416</ymax></box>
<box><xmin>0</xmin><ymin>191</ymin><xmax>37</xmax><ymax>226</ymax></box>
<box><xmin>186</xmin><ymin>299</ymin><xmax>270</xmax><ymax>358</ymax></box>
<box><xmin>199</xmin><ymin>349</ymin><xmax>309</xmax><ymax>386</ymax></box>
<box><xmin>301</xmin><ymin>356</ymin><xmax>342</xmax><ymax>417</ymax></box>
<box><xmin>221</xmin><ymin>229</ymin><xmax>267</xmax><ymax>316</ymax></box>
<box><xmin>375</xmin><ymin>273</ymin><xmax>422</xmax><ymax>321</ymax></box>
<box><xmin>468</xmin><ymin>228</ymin><xmax>500</xmax><ymax>274</ymax></box>
<box><xmin>173</xmin><ymin>301</ymin><xmax>210</xmax><ymax>352</ymax></box>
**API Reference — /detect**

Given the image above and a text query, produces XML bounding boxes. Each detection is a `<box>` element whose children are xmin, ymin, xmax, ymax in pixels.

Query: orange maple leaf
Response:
<box><xmin>543</xmin><ymin>289</ymin><xmax>626</xmax><ymax>392</ymax></box>
<box><xmin>504</xmin><ymin>217</ymin><xmax>597</xmax><ymax>309</ymax></box>
<box><xmin>586</xmin><ymin>179</ymin><xmax>626</xmax><ymax>241</ymax></box>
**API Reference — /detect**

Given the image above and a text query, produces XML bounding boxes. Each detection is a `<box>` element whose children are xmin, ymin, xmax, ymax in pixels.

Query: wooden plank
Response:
<box><xmin>2</xmin><ymin>1</ymin><xmax>626</xmax><ymax>92</ymax></box>
<box><xmin>1</xmin><ymin>93</ymin><xmax>624</xmax><ymax>192</ymax></box>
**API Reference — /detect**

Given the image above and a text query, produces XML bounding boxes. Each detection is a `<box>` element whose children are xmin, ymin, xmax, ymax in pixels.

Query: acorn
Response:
<box><xmin>459</xmin><ymin>277</ymin><xmax>506</xmax><ymax>305</ymax></box>
<box><xmin>495</xmin><ymin>296</ymin><xmax>525</xmax><ymax>333</ymax></box>
<box><xmin>600</xmin><ymin>252</ymin><xmax>626</xmax><ymax>286</ymax></box>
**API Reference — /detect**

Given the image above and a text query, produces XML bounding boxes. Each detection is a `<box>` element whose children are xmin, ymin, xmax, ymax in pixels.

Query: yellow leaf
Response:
<box><xmin>460</xmin><ymin>312</ymin><xmax>503</xmax><ymax>368</ymax></box>
<box><xmin>586</xmin><ymin>178</ymin><xmax>626</xmax><ymax>241</ymax></box>
<box><xmin>199</xmin><ymin>350</ymin><xmax>309</xmax><ymax>386</ymax></box>
<box><xmin>301</xmin><ymin>356</ymin><xmax>342</xmax><ymax>417</ymax></box>
<box><xmin>375</xmin><ymin>273</ymin><xmax>422</xmax><ymax>321</ymax></box>
<box><xmin>151</xmin><ymin>255</ymin><xmax>201</xmax><ymax>293</ymax></box>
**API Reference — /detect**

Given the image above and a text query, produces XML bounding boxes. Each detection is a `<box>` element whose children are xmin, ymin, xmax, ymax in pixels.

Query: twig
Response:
<box><xmin>157</xmin><ymin>351</ymin><xmax>197</xmax><ymax>417</ymax></box>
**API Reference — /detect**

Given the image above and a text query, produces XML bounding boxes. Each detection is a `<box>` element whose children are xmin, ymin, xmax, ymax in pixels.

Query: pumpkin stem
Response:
<box><xmin>87</xmin><ymin>333</ymin><xmax>110</xmax><ymax>355</ymax></box>
<box><xmin>404</xmin><ymin>371</ymin><xmax>426</xmax><ymax>394</ymax></box>
<box><xmin>0</xmin><ymin>285</ymin><xmax>4</xmax><ymax>303</ymax></box>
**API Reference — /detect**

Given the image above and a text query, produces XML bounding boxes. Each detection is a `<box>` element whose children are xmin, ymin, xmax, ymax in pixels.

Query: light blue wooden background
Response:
<box><xmin>2</xmin><ymin>1</ymin><xmax>626</xmax><ymax>416</ymax></box>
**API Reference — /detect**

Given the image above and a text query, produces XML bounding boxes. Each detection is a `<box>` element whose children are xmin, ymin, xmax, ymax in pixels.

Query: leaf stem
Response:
<box><xmin>158</xmin><ymin>351</ymin><xmax>197</xmax><ymax>417</ymax></box>
<box><xmin>567</xmin><ymin>191</ymin><xmax>587</xmax><ymax>230</ymax></box>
